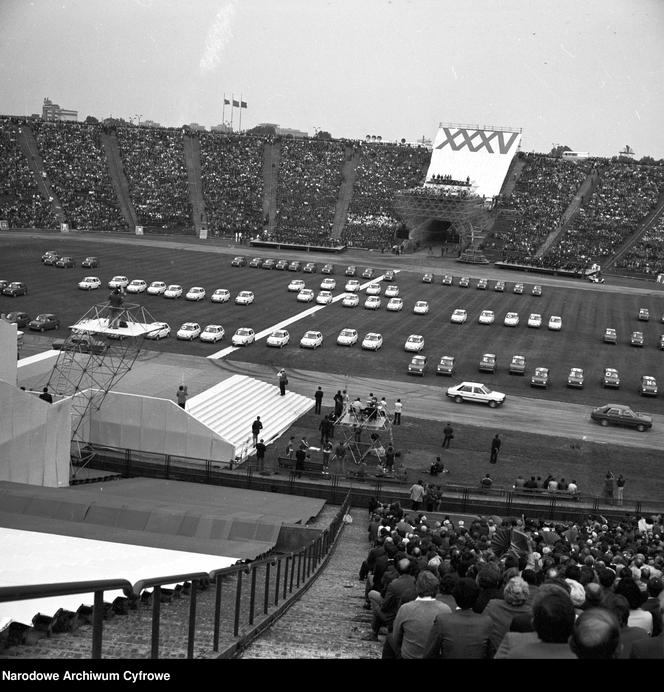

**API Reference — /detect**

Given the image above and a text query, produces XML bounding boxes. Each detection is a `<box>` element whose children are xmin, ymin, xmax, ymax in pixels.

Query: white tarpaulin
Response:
<box><xmin>426</xmin><ymin>124</ymin><xmax>522</xmax><ymax>199</ymax></box>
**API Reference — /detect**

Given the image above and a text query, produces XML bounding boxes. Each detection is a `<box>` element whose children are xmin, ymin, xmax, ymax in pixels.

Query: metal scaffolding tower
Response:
<box><xmin>46</xmin><ymin>300</ymin><xmax>159</xmax><ymax>478</ymax></box>
<box><xmin>333</xmin><ymin>399</ymin><xmax>394</xmax><ymax>469</ymax></box>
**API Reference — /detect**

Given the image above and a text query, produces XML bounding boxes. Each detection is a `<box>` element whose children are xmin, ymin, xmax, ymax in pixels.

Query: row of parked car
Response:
<box><xmin>424</xmin><ymin>274</ymin><xmax>543</xmax><ymax>296</ymax></box>
<box><xmin>42</xmin><ymin>251</ymin><xmax>99</xmax><ymax>268</ymax></box>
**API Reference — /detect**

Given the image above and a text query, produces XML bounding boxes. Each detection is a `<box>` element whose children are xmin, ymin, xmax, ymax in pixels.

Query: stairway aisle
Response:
<box><xmin>239</xmin><ymin>507</ymin><xmax>380</xmax><ymax>659</ymax></box>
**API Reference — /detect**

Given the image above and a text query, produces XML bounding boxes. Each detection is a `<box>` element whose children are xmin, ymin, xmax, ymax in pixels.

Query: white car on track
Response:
<box><xmin>385</xmin><ymin>285</ymin><xmax>400</xmax><ymax>297</ymax></box>
<box><xmin>366</xmin><ymin>283</ymin><xmax>382</xmax><ymax>295</ymax></box>
<box><xmin>185</xmin><ymin>286</ymin><xmax>206</xmax><ymax>301</ymax></box>
<box><xmin>78</xmin><ymin>276</ymin><xmax>101</xmax><ymax>290</ymax></box>
<box><xmin>527</xmin><ymin>313</ymin><xmax>542</xmax><ymax>328</ymax></box>
<box><xmin>164</xmin><ymin>284</ymin><xmax>183</xmax><ymax>299</ymax></box>
<box><xmin>446</xmin><ymin>381</ymin><xmax>506</xmax><ymax>408</ymax></box>
<box><xmin>297</xmin><ymin>288</ymin><xmax>315</xmax><ymax>303</ymax></box>
<box><xmin>147</xmin><ymin>281</ymin><xmax>167</xmax><ymax>295</ymax></box>
<box><xmin>386</xmin><ymin>297</ymin><xmax>403</xmax><ymax>311</ymax></box>
<box><xmin>342</xmin><ymin>293</ymin><xmax>359</xmax><ymax>307</ymax></box>
<box><xmin>126</xmin><ymin>279</ymin><xmax>147</xmax><ymax>294</ymax></box>
<box><xmin>413</xmin><ymin>301</ymin><xmax>430</xmax><ymax>315</ymax></box>
<box><xmin>176</xmin><ymin>322</ymin><xmax>202</xmax><ymax>340</ymax></box>
<box><xmin>235</xmin><ymin>290</ymin><xmax>255</xmax><ymax>305</ymax></box>
<box><xmin>108</xmin><ymin>275</ymin><xmax>129</xmax><ymax>289</ymax></box>
<box><xmin>288</xmin><ymin>279</ymin><xmax>305</xmax><ymax>292</ymax></box>
<box><xmin>300</xmin><ymin>330</ymin><xmax>323</xmax><ymax>349</ymax></box>
<box><xmin>337</xmin><ymin>328</ymin><xmax>358</xmax><ymax>346</ymax></box>
<box><xmin>344</xmin><ymin>279</ymin><xmax>361</xmax><ymax>292</ymax></box>
<box><xmin>316</xmin><ymin>290</ymin><xmax>334</xmax><ymax>305</ymax></box>
<box><xmin>450</xmin><ymin>309</ymin><xmax>467</xmax><ymax>324</ymax></box>
<box><xmin>478</xmin><ymin>310</ymin><xmax>495</xmax><ymax>325</ymax></box>
<box><xmin>199</xmin><ymin>324</ymin><xmax>225</xmax><ymax>343</ymax></box>
<box><xmin>362</xmin><ymin>332</ymin><xmax>383</xmax><ymax>350</ymax></box>
<box><xmin>231</xmin><ymin>327</ymin><xmax>255</xmax><ymax>346</ymax></box>
<box><xmin>210</xmin><ymin>288</ymin><xmax>231</xmax><ymax>303</ymax></box>
<box><xmin>548</xmin><ymin>315</ymin><xmax>563</xmax><ymax>331</ymax></box>
<box><xmin>364</xmin><ymin>296</ymin><xmax>381</xmax><ymax>310</ymax></box>
<box><xmin>320</xmin><ymin>277</ymin><xmax>336</xmax><ymax>290</ymax></box>
<box><xmin>266</xmin><ymin>329</ymin><xmax>290</xmax><ymax>348</ymax></box>
<box><xmin>504</xmin><ymin>312</ymin><xmax>520</xmax><ymax>327</ymax></box>
<box><xmin>404</xmin><ymin>334</ymin><xmax>424</xmax><ymax>352</ymax></box>
<box><xmin>145</xmin><ymin>322</ymin><xmax>170</xmax><ymax>340</ymax></box>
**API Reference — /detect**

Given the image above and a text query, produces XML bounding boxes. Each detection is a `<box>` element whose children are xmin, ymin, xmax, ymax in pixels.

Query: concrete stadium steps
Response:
<box><xmin>187</xmin><ymin>375</ymin><xmax>313</xmax><ymax>461</ymax></box>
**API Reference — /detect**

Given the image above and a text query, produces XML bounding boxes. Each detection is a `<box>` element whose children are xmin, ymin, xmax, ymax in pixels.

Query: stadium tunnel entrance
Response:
<box><xmin>406</xmin><ymin>217</ymin><xmax>459</xmax><ymax>249</ymax></box>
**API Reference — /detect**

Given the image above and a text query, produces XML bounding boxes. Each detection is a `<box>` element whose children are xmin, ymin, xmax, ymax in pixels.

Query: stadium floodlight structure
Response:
<box><xmin>45</xmin><ymin>300</ymin><xmax>159</xmax><ymax>477</ymax></box>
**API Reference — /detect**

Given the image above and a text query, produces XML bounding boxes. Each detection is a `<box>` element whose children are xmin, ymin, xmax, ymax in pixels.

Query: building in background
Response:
<box><xmin>41</xmin><ymin>97</ymin><xmax>78</xmax><ymax>122</ymax></box>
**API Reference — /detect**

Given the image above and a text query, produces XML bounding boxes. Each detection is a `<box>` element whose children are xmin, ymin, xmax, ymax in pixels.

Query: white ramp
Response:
<box><xmin>187</xmin><ymin>375</ymin><xmax>313</xmax><ymax>462</ymax></box>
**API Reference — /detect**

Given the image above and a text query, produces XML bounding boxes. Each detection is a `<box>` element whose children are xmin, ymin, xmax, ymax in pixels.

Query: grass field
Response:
<box><xmin>4</xmin><ymin>233</ymin><xmax>664</xmax><ymax>506</ymax></box>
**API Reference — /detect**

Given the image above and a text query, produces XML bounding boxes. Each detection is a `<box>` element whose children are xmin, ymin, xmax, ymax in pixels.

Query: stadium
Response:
<box><xmin>1</xmin><ymin>5</ymin><xmax>664</xmax><ymax>665</ymax></box>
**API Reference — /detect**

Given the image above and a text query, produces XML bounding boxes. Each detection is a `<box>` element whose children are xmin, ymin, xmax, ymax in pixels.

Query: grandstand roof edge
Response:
<box><xmin>438</xmin><ymin>122</ymin><xmax>522</xmax><ymax>134</ymax></box>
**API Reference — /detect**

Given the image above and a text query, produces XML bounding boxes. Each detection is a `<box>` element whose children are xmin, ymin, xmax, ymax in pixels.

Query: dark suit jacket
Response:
<box><xmin>630</xmin><ymin>632</ymin><xmax>664</xmax><ymax>659</ymax></box>
<box><xmin>422</xmin><ymin>609</ymin><xmax>494</xmax><ymax>659</ymax></box>
<box><xmin>642</xmin><ymin>596</ymin><xmax>663</xmax><ymax>637</ymax></box>
<box><xmin>381</xmin><ymin>574</ymin><xmax>417</xmax><ymax>623</ymax></box>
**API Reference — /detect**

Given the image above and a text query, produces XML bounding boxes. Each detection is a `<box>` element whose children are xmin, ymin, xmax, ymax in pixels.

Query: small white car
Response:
<box><xmin>288</xmin><ymin>279</ymin><xmax>306</xmax><ymax>292</ymax></box>
<box><xmin>478</xmin><ymin>310</ymin><xmax>495</xmax><ymax>325</ymax></box>
<box><xmin>385</xmin><ymin>285</ymin><xmax>400</xmax><ymax>297</ymax></box>
<box><xmin>78</xmin><ymin>276</ymin><xmax>101</xmax><ymax>290</ymax></box>
<box><xmin>108</xmin><ymin>275</ymin><xmax>129</xmax><ymax>289</ymax></box>
<box><xmin>404</xmin><ymin>334</ymin><xmax>425</xmax><ymax>352</ymax></box>
<box><xmin>266</xmin><ymin>329</ymin><xmax>290</xmax><ymax>348</ymax></box>
<box><xmin>345</xmin><ymin>279</ymin><xmax>361</xmax><ymax>292</ymax></box>
<box><xmin>366</xmin><ymin>283</ymin><xmax>382</xmax><ymax>296</ymax></box>
<box><xmin>320</xmin><ymin>277</ymin><xmax>336</xmax><ymax>290</ymax></box>
<box><xmin>185</xmin><ymin>286</ymin><xmax>206</xmax><ymax>301</ymax></box>
<box><xmin>513</xmin><ymin>283</ymin><xmax>524</xmax><ymax>294</ymax></box>
<box><xmin>386</xmin><ymin>297</ymin><xmax>403</xmax><ymax>311</ymax></box>
<box><xmin>210</xmin><ymin>288</ymin><xmax>231</xmax><ymax>303</ymax></box>
<box><xmin>232</xmin><ymin>327</ymin><xmax>255</xmax><ymax>346</ymax></box>
<box><xmin>235</xmin><ymin>290</ymin><xmax>255</xmax><ymax>305</ymax></box>
<box><xmin>126</xmin><ymin>279</ymin><xmax>147</xmax><ymax>294</ymax></box>
<box><xmin>316</xmin><ymin>290</ymin><xmax>334</xmax><ymax>305</ymax></box>
<box><xmin>145</xmin><ymin>322</ymin><xmax>170</xmax><ymax>340</ymax></box>
<box><xmin>364</xmin><ymin>296</ymin><xmax>381</xmax><ymax>310</ymax></box>
<box><xmin>362</xmin><ymin>332</ymin><xmax>383</xmax><ymax>350</ymax></box>
<box><xmin>199</xmin><ymin>324</ymin><xmax>225</xmax><ymax>343</ymax></box>
<box><xmin>337</xmin><ymin>328</ymin><xmax>358</xmax><ymax>346</ymax></box>
<box><xmin>446</xmin><ymin>382</ymin><xmax>506</xmax><ymax>407</ymax></box>
<box><xmin>548</xmin><ymin>315</ymin><xmax>562</xmax><ymax>331</ymax></box>
<box><xmin>177</xmin><ymin>322</ymin><xmax>202</xmax><ymax>340</ymax></box>
<box><xmin>450</xmin><ymin>309</ymin><xmax>467</xmax><ymax>324</ymax></box>
<box><xmin>413</xmin><ymin>301</ymin><xmax>430</xmax><ymax>315</ymax></box>
<box><xmin>147</xmin><ymin>281</ymin><xmax>167</xmax><ymax>295</ymax></box>
<box><xmin>527</xmin><ymin>313</ymin><xmax>542</xmax><ymax>328</ymax></box>
<box><xmin>164</xmin><ymin>284</ymin><xmax>183</xmax><ymax>299</ymax></box>
<box><xmin>342</xmin><ymin>293</ymin><xmax>360</xmax><ymax>307</ymax></box>
<box><xmin>300</xmin><ymin>330</ymin><xmax>323</xmax><ymax>349</ymax></box>
<box><xmin>504</xmin><ymin>312</ymin><xmax>520</xmax><ymax>327</ymax></box>
<box><xmin>297</xmin><ymin>288</ymin><xmax>315</xmax><ymax>303</ymax></box>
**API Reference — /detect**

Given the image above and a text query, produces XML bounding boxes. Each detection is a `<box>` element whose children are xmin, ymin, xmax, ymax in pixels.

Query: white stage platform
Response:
<box><xmin>72</xmin><ymin>317</ymin><xmax>158</xmax><ymax>338</ymax></box>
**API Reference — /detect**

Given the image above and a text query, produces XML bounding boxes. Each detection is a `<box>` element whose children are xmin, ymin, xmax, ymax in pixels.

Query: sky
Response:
<box><xmin>1</xmin><ymin>0</ymin><xmax>663</xmax><ymax>158</ymax></box>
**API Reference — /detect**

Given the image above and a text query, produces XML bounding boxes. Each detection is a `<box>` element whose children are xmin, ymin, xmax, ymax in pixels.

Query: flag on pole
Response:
<box><xmin>241</xmin><ymin>100</ymin><xmax>247</xmax><ymax>109</ymax></box>
<box><xmin>224</xmin><ymin>98</ymin><xmax>230</xmax><ymax>105</ymax></box>
<box><xmin>232</xmin><ymin>99</ymin><xmax>240</xmax><ymax>107</ymax></box>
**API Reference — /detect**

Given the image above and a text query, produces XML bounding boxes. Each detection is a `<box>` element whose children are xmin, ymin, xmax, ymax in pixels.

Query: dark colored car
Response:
<box><xmin>345</xmin><ymin>265</ymin><xmax>356</xmax><ymax>276</ymax></box>
<box><xmin>441</xmin><ymin>275</ymin><xmax>453</xmax><ymax>286</ymax></box>
<box><xmin>531</xmin><ymin>367</ymin><xmax>550</xmax><ymax>388</ymax></box>
<box><xmin>303</xmin><ymin>262</ymin><xmax>317</xmax><ymax>273</ymax></box>
<box><xmin>436</xmin><ymin>355</ymin><xmax>455</xmax><ymax>376</ymax></box>
<box><xmin>3</xmin><ymin>311</ymin><xmax>31</xmax><ymax>328</ymax></box>
<box><xmin>275</xmin><ymin>259</ymin><xmax>289</xmax><ymax>270</ymax></box>
<box><xmin>288</xmin><ymin>261</ymin><xmax>302</xmax><ymax>272</ymax></box>
<box><xmin>408</xmin><ymin>355</ymin><xmax>428</xmax><ymax>376</ymax></box>
<box><xmin>55</xmin><ymin>256</ymin><xmax>75</xmax><ymax>268</ymax></box>
<box><xmin>52</xmin><ymin>332</ymin><xmax>107</xmax><ymax>355</ymax></box>
<box><xmin>383</xmin><ymin>270</ymin><xmax>395</xmax><ymax>281</ymax></box>
<box><xmin>631</xmin><ymin>331</ymin><xmax>644</xmax><ymax>347</ymax></box>
<box><xmin>479</xmin><ymin>353</ymin><xmax>496</xmax><ymax>374</ymax></box>
<box><xmin>639</xmin><ymin>375</ymin><xmax>658</xmax><ymax>397</ymax></box>
<box><xmin>41</xmin><ymin>250</ymin><xmax>58</xmax><ymax>263</ymax></box>
<box><xmin>602</xmin><ymin>368</ymin><xmax>620</xmax><ymax>388</ymax></box>
<box><xmin>231</xmin><ymin>256</ymin><xmax>247</xmax><ymax>267</ymax></box>
<box><xmin>0</xmin><ymin>280</ymin><xmax>8</xmax><ymax>291</ymax></box>
<box><xmin>590</xmin><ymin>404</ymin><xmax>652</xmax><ymax>432</ymax></box>
<box><xmin>321</xmin><ymin>263</ymin><xmax>334</xmax><ymax>274</ymax></box>
<box><xmin>28</xmin><ymin>313</ymin><xmax>60</xmax><ymax>331</ymax></box>
<box><xmin>42</xmin><ymin>254</ymin><xmax>59</xmax><ymax>266</ymax></box>
<box><xmin>2</xmin><ymin>281</ymin><xmax>28</xmax><ymax>296</ymax></box>
<box><xmin>476</xmin><ymin>278</ymin><xmax>487</xmax><ymax>290</ymax></box>
<box><xmin>567</xmin><ymin>367</ymin><xmax>584</xmax><ymax>388</ymax></box>
<box><xmin>509</xmin><ymin>355</ymin><xmax>526</xmax><ymax>376</ymax></box>
<box><xmin>261</xmin><ymin>258</ymin><xmax>276</xmax><ymax>270</ymax></box>
<box><xmin>248</xmin><ymin>257</ymin><xmax>264</xmax><ymax>268</ymax></box>
<box><xmin>459</xmin><ymin>276</ymin><xmax>470</xmax><ymax>288</ymax></box>
<box><xmin>362</xmin><ymin>267</ymin><xmax>375</xmax><ymax>279</ymax></box>
<box><xmin>81</xmin><ymin>256</ymin><xmax>99</xmax><ymax>268</ymax></box>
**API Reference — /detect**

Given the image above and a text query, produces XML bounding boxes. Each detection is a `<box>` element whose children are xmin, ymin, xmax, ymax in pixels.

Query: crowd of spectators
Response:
<box><xmin>487</xmin><ymin>152</ymin><xmax>593</xmax><ymax>262</ymax></box>
<box><xmin>116</xmin><ymin>125</ymin><xmax>193</xmax><ymax>231</ymax></box>
<box><xmin>614</xmin><ymin>210</ymin><xmax>664</xmax><ymax>276</ymax></box>
<box><xmin>342</xmin><ymin>143</ymin><xmax>429</xmax><ymax>249</ymax></box>
<box><xmin>31</xmin><ymin>120</ymin><xmax>127</xmax><ymax>231</ymax></box>
<box><xmin>359</xmin><ymin>502</ymin><xmax>664</xmax><ymax>658</ymax></box>
<box><xmin>199</xmin><ymin>132</ymin><xmax>265</xmax><ymax>238</ymax></box>
<box><xmin>0</xmin><ymin>117</ymin><xmax>58</xmax><ymax>229</ymax></box>
<box><xmin>546</xmin><ymin>161</ymin><xmax>664</xmax><ymax>268</ymax></box>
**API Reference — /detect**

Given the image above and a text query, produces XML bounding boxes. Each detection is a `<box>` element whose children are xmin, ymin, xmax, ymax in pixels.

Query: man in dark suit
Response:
<box><xmin>641</xmin><ymin>576</ymin><xmax>664</xmax><ymax>637</ymax></box>
<box><xmin>422</xmin><ymin>577</ymin><xmax>494</xmax><ymax>658</ymax></box>
<box><xmin>364</xmin><ymin>557</ymin><xmax>416</xmax><ymax>641</ymax></box>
